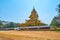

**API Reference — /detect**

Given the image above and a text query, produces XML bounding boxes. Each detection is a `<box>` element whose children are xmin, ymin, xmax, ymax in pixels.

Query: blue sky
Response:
<box><xmin>0</xmin><ymin>0</ymin><xmax>60</xmax><ymax>25</ymax></box>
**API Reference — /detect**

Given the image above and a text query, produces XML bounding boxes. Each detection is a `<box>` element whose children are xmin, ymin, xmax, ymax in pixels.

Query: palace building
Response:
<box><xmin>20</xmin><ymin>7</ymin><xmax>45</xmax><ymax>27</ymax></box>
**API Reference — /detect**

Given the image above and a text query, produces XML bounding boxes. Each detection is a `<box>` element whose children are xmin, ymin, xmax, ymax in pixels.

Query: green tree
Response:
<box><xmin>50</xmin><ymin>4</ymin><xmax>60</xmax><ymax>28</ymax></box>
<box><xmin>0</xmin><ymin>20</ymin><xmax>3</xmax><ymax>27</ymax></box>
<box><xmin>8</xmin><ymin>22</ymin><xmax>15</xmax><ymax>28</ymax></box>
<box><xmin>50</xmin><ymin>20</ymin><xmax>56</xmax><ymax>28</ymax></box>
<box><xmin>4</xmin><ymin>24</ymin><xmax>9</xmax><ymax>28</ymax></box>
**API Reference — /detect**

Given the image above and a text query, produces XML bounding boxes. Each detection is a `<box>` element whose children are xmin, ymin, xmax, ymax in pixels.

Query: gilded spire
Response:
<box><xmin>29</xmin><ymin>7</ymin><xmax>38</xmax><ymax>19</ymax></box>
<box><xmin>31</xmin><ymin>7</ymin><xmax>37</xmax><ymax>13</ymax></box>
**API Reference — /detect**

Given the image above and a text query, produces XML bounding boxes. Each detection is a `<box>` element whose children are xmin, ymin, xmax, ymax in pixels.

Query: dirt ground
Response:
<box><xmin>0</xmin><ymin>30</ymin><xmax>60</xmax><ymax>40</ymax></box>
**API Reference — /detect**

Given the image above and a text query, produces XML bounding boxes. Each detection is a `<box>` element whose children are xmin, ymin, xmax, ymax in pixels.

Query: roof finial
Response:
<box><xmin>32</xmin><ymin>6</ymin><xmax>35</xmax><ymax>11</ymax></box>
<box><xmin>33</xmin><ymin>6</ymin><xmax>34</xmax><ymax>9</ymax></box>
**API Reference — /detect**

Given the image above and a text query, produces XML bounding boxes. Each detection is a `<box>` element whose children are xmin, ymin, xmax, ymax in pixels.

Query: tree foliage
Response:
<box><xmin>0</xmin><ymin>20</ymin><xmax>3</xmax><ymax>27</ymax></box>
<box><xmin>0</xmin><ymin>20</ymin><xmax>20</xmax><ymax>28</ymax></box>
<box><xmin>50</xmin><ymin>3</ymin><xmax>60</xmax><ymax>28</ymax></box>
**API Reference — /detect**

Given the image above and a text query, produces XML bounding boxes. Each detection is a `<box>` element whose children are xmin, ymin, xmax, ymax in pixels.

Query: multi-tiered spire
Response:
<box><xmin>20</xmin><ymin>7</ymin><xmax>45</xmax><ymax>27</ymax></box>
<box><xmin>29</xmin><ymin>7</ymin><xmax>38</xmax><ymax>20</ymax></box>
<box><xmin>25</xmin><ymin>7</ymin><xmax>43</xmax><ymax>26</ymax></box>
